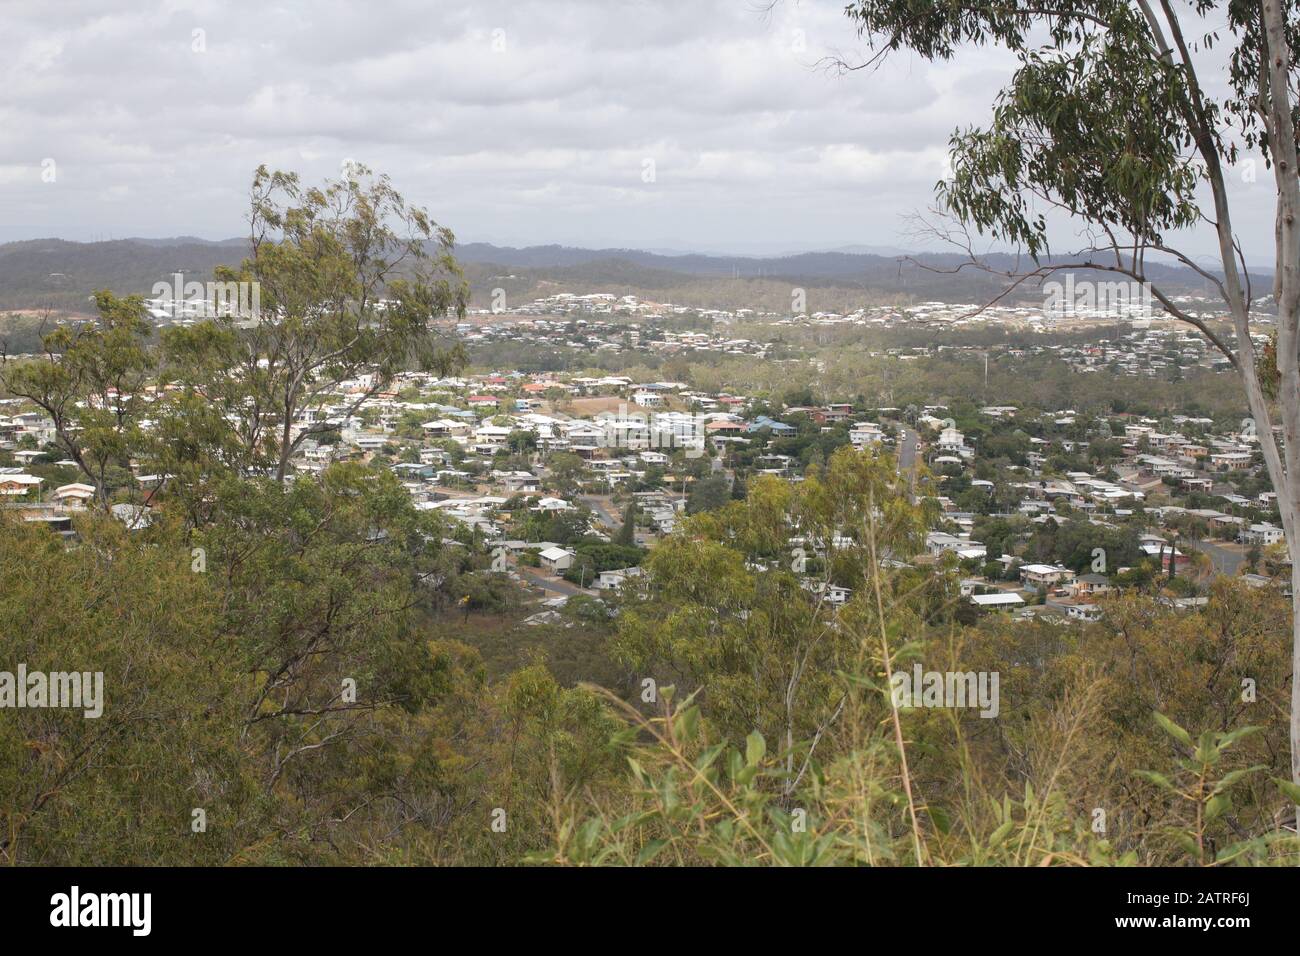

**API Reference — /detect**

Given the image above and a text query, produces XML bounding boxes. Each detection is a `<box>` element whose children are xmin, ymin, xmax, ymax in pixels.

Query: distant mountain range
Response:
<box><xmin>454</xmin><ymin>242</ymin><xmax>928</xmax><ymax>278</ymax></box>
<box><xmin>0</xmin><ymin>236</ymin><xmax>1237</xmax><ymax>314</ymax></box>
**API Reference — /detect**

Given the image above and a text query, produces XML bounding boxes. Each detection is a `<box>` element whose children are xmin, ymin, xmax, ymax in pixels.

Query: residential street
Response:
<box><xmin>515</xmin><ymin>563</ymin><xmax>595</xmax><ymax>597</ymax></box>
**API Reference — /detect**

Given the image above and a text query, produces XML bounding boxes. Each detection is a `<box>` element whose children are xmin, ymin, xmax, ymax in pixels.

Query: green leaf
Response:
<box><xmin>1215</xmin><ymin>726</ymin><xmax>1261</xmax><ymax>750</ymax></box>
<box><xmin>925</xmin><ymin>804</ymin><xmax>952</xmax><ymax>835</ymax></box>
<box><xmin>635</xmin><ymin>839</ymin><xmax>668</xmax><ymax>865</ymax></box>
<box><xmin>1133</xmin><ymin>770</ymin><xmax>1178</xmax><ymax>793</ymax></box>
<box><xmin>988</xmin><ymin>817</ymin><xmax>1016</xmax><ymax>847</ymax></box>
<box><xmin>1210</xmin><ymin>766</ymin><xmax>1266</xmax><ymax>796</ymax></box>
<box><xmin>627</xmin><ymin>757</ymin><xmax>648</xmax><ymax>784</ymax></box>
<box><xmin>697</xmin><ymin>742</ymin><xmax>728</xmax><ymax>771</ymax></box>
<box><xmin>745</xmin><ymin>730</ymin><xmax>766</xmax><ymax>767</ymax></box>
<box><xmin>675</xmin><ymin>705</ymin><xmax>700</xmax><ymax>742</ymax></box>
<box><xmin>1173</xmin><ymin>832</ymin><xmax>1201</xmax><ymax>859</ymax></box>
<box><xmin>726</xmin><ymin>749</ymin><xmax>744</xmax><ymax>782</ymax></box>
<box><xmin>1275</xmin><ymin>778</ymin><xmax>1300</xmax><ymax>804</ymax></box>
<box><xmin>1204</xmin><ymin>793</ymin><xmax>1230</xmax><ymax>822</ymax></box>
<box><xmin>1215</xmin><ymin>839</ymin><xmax>1261</xmax><ymax>865</ymax></box>
<box><xmin>1153</xmin><ymin>711</ymin><xmax>1191</xmax><ymax>747</ymax></box>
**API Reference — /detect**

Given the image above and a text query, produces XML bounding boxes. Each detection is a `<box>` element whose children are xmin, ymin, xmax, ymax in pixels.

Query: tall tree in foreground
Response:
<box><xmin>838</xmin><ymin>0</ymin><xmax>1300</xmax><ymax>828</ymax></box>
<box><xmin>163</xmin><ymin>163</ymin><xmax>470</xmax><ymax>482</ymax></box>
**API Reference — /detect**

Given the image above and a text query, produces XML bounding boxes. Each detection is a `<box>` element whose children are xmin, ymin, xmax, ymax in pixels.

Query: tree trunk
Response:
<box><xmin>1261</xmin><ymin>0</ymin><xmax>1300</xmax><ymax>833</ymax></box>
<box><xmin>276</xmin><ymin>405</ymin><xmax>294</xmax><ymax>483</ymax></box>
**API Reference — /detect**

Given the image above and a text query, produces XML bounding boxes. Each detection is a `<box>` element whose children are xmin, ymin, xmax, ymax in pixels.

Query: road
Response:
<box><xmin>1182</xmin><ymin>539</ymin><xmax>1247</xmax><ymax>576</ymax></box>
<box><xmin>515</xmin><ymin>564</ymin><xmax>595</xmax><ymax>597</ymax></box>
<box><xmin>580</xmin><ymin>494</ymin><xmax>620</xmax><ymax>530</ymax></box>
<box><xmin>897</xmin><ymin>426</ymin><xmax>919</xmax><ymax>473</ymax></box>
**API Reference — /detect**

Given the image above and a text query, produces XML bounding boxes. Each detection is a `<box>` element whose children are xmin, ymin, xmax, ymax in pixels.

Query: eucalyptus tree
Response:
<box><xmin>838</xmin><ymin>0</ymin><xmax>1300</xmax><ymax>826</ymax></box>
<box><xmin>0</xmin><ymin>292</ymin><xmax>155</xmax><ymax>508</ymax></box>
<box><xmin>613</xmin><ymin>447</ymin><xmax>930</xmax><ymax>800</ymax></box>
<box><xmin>162</xmin><ymin>164</ymin><xmax>470</xmax><ymax>482</ymax></box>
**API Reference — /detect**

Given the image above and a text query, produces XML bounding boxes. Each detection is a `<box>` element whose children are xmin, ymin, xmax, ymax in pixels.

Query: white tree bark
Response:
<box><xmin>1260</xmin><ymin>0</ymin><xmax>1300</xmax><ymax>832</ymax></box>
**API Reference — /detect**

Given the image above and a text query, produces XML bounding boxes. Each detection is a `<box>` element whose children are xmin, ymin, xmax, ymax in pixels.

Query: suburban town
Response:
<box><xmin>6</xmin><ymin>0</ymin><xmax>1300</xmax><ymax>910</ymax></box>
<box><xmin>2</xmin><ymin>287</ymin><xmax>1285</xmax><ymax>629</ymax></box>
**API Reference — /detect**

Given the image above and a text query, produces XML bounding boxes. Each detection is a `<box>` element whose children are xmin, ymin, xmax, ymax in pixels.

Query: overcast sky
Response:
<box><xmin>0</xmin><ymin>0</ymin><xmax>1279</xmax><ymax>260</ymax></box>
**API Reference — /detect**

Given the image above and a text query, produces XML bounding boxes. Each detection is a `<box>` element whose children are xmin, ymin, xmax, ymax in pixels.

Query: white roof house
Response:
<box><xmin>1242</xmin><ymin>522</ymin><xmax>1285</xmax><ymax>546</ymax></box>
<box><xmin>1020</xmin><ymin>564</ymin><xmax>1076</xmax><ymax>587</ymax></box>
<box><xmin>594</xmin><ymin>566</ymin><xmax>644</xmax><ymax>590</ymax></box>
<box><xmin>0</xmin><ymin>474</ymin><xmax>43</xmax><ymax>496</ymax></box>
<box><xmin>532</xmin><ymin>496</ymin><xmax>572</xmax><ymax>512</ymax></box>
<box><xmin>421</xmin><ymin>418</ymin><xmax>470</xmax><ymax>436</ymax></box>
<box><xmin>538</xmin><ymin>547</ymin><xmax>575</xmax><ymax>571</ymax></box>
<box><xmin>53</xmin><ymin>483</ymin><xmax>96</xmax><ymax>507</ymax></box>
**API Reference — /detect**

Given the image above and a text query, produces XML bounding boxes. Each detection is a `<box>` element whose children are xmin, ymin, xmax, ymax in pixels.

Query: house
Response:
<box><xmin>495</xmin><ymin>471</ymin><xmax>540</xmax><ymax>493</ymax></box>
<box><xmin>473</xmin><ymin>424</ymin><xmax>514</xmax><ymax>447</ymax></box>
<box><xmin>1139</xmin><ymin>541</ymin><xmax>1190</xmax><ymax>571</ymax></box>
<box><xmin>632</xmin><ymin>391</ymin><xmax>664</xmax><ymax>408</ymax></box>
<box><xmin>422</xmin><ymin>418</ymin><xmax>471</xmax><ymax>437</ymax></box>
<box><xmin>532</xmin><ymin>496</ymin><xmax>572</xmax><ymax>513</ymax></box>
<box><xmin>1241</xmin><ymin>522</ymin><xmax>1285</xmax><ymax>547</ymax></box>
<box><xmin>823</xmin><ymin>584</ymin><xmax>851</xmax><ymax>605</ymax></box>
<box><xmin>349</xmin><ymin>434</ymin><xmax>387</xmax><ymax>452</ymax></box>
<box><xmin>538</xmin><ymin>547</ymin><xmax>575</xmax><ymax>572</ymax></box>
<box><xmin>705</xmin><ymin>420</ymin><xmax>745</xmax><ymax>436</ymax></box>
<box><xmin>1045</xmin><ymin>597</ymin><xmax>1104</xmax><ymax>621</ymax></box>
<box><xmin>1073</xmin><ymin>573</ymin><xmax>1113</xmax><ymax>596</ymax></box>
<box><xmin>1210</xmin><ymin>451</ymin><xmax>1252</xmax><ymax>471</ymax></box>
<box><xmin>818</xmin><ymin>404</ymin><xmax>854</xmax><ymax>424</ymax></box>
<box><xmin>594</xmin><ymin>566</ymin><xmax>643</xmax><ymax>590</ymax></box>
<box><xmin>52</xmin><ymin>483</ymin><xmax>96</xmax><ymax>509</ymax></box>
<box><xmin>747</xmin><ymin>415</ymin><xmax>796</xmax><ymax>437</ymax></box>
<box><xmin>970</xmin><ymin>592</ymin><xmax>1025</xmax><ymax>610</ymax></box>
<box><xmin>23</xmin><ymin>511</ymin><xmax>74</xmax><ymax>535</ymax></box>
<box><xmin>937</xmin><ymin>426</ymin><xmax>973</xmax><ymax>459</ymax></box>
<box><xmin>755</xmin><ymin>453</ymin><xmax>794</xmax><ymax>476</ymax></box>
<box><xmin>1019</xmin><ymin>564</ymin><xmax>1076</xmax><ymax>589</ymax></box>
<box><xmin>849</xmin><ymin>422</ymin><xmax>885</xmax><ymax>448</ymax></box>
<box><xmin>110</xmin><ymin>502</ymin><xmax>152</xmax><ymax>530</ymax></box>
<box><xmin>925</xmin><ymin>531</ymin><xmax>984</xmax><ymax>559</ymax></box>
<box><xmin>802</xmin><ymin>580</ymin><xmax>852</xmax><ymax>605</ymax></box>
<box><xmin>0</xmin><ymin>474</ymin><xmax>42</xmax><ymax>497</ymax></box>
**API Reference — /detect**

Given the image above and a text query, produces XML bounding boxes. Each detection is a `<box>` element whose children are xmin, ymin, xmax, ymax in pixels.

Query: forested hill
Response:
<box><xmin>0</xmin><ymin>238</ymin><xmax>247</xmax><ymax>312</ymax></box>
<box><xmin>0</xmin><ymin>236</ymin><xmax>1227</xmax><ymax>313</ymax></box>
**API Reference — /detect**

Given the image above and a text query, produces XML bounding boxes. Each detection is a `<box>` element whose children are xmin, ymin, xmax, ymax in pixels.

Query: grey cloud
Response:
<box><xmin>0</xmin><ymin>0</ymin><xmax>1262</xmax><ymax>260</ymax></box>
